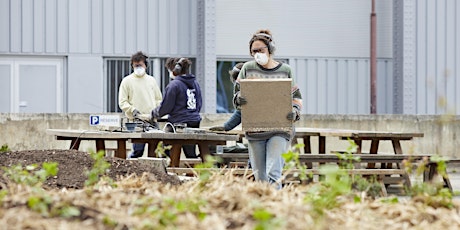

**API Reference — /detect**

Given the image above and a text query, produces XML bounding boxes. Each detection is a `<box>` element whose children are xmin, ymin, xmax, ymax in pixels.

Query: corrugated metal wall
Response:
<box><xmin>0</xmin><ymin>0</ymin><xmax>198</xmax><ymax>56</ymax></box>
<box><xmin>394</xmin><ymin>0</ymin><xmax>460</xmax><ymax>115</ymax></box>
<box><xmin>414</xmin><ymin>0</ymin><xmax>459</xmax><ymax>114</ymax></box>
<box><xmin>291</xmin><ymin>58</ymin><xmax>393</xmax><ymax>114</ymax></box>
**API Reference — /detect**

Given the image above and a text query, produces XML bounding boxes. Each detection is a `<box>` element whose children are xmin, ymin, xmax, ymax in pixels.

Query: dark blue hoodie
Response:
<box><xmin>152</xmin><ymin>74</ymin><xmax>202</xmax><ymax>124</ymax></box>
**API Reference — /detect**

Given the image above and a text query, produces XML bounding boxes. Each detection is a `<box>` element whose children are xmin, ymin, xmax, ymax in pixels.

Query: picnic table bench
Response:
<box><xmin>167</xmin><ymin>167</ymin><xmax>407</xmax><ymax>196</ymax></box>
<box><xmin>211</xmin><ymin>153</ymin><xmax>458</xmax><ymax>191</ymax></box>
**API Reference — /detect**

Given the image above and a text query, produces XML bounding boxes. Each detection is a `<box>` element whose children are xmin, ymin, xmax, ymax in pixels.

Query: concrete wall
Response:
<box><xmin>0</xmin><ymin>113</ymin><xmax>458</xmax><ymax>158</ymax></box>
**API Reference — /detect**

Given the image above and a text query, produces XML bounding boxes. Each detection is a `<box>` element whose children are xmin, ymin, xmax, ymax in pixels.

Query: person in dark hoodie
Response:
<box><xmin>151</xmin><ymin>57</ymin><xmax>202</xmax><ymax>158</ymax></box>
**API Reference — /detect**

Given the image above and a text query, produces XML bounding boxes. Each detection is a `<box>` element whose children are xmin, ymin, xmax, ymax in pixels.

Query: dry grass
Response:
<box><xmin>1</xmin><ymin>171</ymin><xmax>460</xmax><ymax>230</ymax></box>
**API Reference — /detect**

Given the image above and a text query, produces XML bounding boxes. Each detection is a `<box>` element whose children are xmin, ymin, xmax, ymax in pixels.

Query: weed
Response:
<box><xmin>0</xmin><ymin>144</ymin><xmax>9</xmax><ymax>153</ymax></box>
<box><xmin>2</xmin><ymin>162</ymin><xmax>58</xmax><ymax>186</ymax></box>
<box><xmin>282</xmin><ymin>143</ymin><xmax>308</xmax><ymax>181</ymax></box>
<box><xmin>252</xmin><ymin>207</ymin><xmax>283</xmax><ymax>230</ymax></box>
<box><xmin>304</xmin><ymin>165</ymin><xmax>353</xmax><ymax>216</ymax></box>
<box><xmin>84</xmin><ymin>150</ymin><xmax>113</xmax><ymax>187</ymax></box>
<box><xmin>133</xmin><ymin>196</ymin><xmax>207</xmax><ymax>227</ymax></box>
<box><xmin>193</xmin><ymin>155</ymin><xmax>221</xmax><ymax>184</ymax></box>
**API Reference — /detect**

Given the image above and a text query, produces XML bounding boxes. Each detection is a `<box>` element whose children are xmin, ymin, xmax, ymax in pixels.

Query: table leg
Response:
<box><xmin>116</xmin><ymin>140</ymin><xmax>126</xmax><ymax>159</ymax></box>
<box><xmin>391</xmin><ymin>139</ymin><xmax>411</xmax><ymax>188</ymax></box>
<box><xmin>354</xmin><ymin>139</ymin><xmax>362</xmax><ymax>154</ymax></box>
<box><xmin>303</xmin><ymin>136</ymin><xmax>313</xmax><ymax>168</ymax></box>
<box><xmin>69</xmin><ymin>139</ymin><xmax>81</xmax><ymax>150</ymax></box>
<box><xmin>318</xmin><ymin>136</ymin><xmax>326</xmax><ymax>154</ymax></box>
<box><xmin>95</xmin><ymin>140</ymin><xmax>105</xmax><ymax>153</ymax></box>
<box><xmin>198</xmin><ymin>142</ymin><xmax>211</xmax><ymax>163</ymax></box>
<box><xmin>367</xmin><ymin>139</ymin><xmax>379</xmax><ymax>169</ymax></box>
<box><xmin>169</xmin><ymin>144</ymin><xmax>182</xmax><ymax>167</ymax></box>
<box><xmin>147</xmin><ymin>140</ymin><xmax>160</xmax><ymax>157</ymax></box>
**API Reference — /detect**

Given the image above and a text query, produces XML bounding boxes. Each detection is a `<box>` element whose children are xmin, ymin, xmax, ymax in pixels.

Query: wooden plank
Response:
<box><xmin>167</xmin><ymin>167</ymin><xmax>406</xmax><ymax>176</ymax></box>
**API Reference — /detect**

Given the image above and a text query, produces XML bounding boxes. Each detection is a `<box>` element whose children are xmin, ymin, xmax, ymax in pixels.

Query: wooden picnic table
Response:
<box><xmin>212</xmin><ymin>153</ymin><xmax>456</xmax><ymax>191</ymax></box>
<box><xmin>46</xmin><ymin>129</ymin><xmax>239</xmax><ymax>167</ymax></box>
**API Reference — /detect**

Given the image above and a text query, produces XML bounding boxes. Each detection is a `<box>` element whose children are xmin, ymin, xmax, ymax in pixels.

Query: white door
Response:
<box><xmin>0</xmin><ymin>57</ymin><xmax>64</xmax><ymax>113</ymax></box>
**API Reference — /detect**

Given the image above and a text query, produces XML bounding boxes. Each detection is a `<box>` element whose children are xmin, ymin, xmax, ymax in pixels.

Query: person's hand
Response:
<box><xmin>137</xmin><ymin>113</ymin><xmax>151</xmax><ymax>121</ymax></box>
<box><xmin>209</xmin><ymin>125</ymin><xmax>225</xmax><ymax>131</ymax></box>
<box><xmin>287</xmin><ymin>111</ymin><xmax>297</xmax><ymax>121</ymax></box>
<box><xmin>236</xmin><ymin>96</ymin><xmax>247</xmax><ymax>106</ymax></box>
<box><xmin>132</xmin><ymin>109</ymin><xmax>141</xmax><ymax>118</ymax></box>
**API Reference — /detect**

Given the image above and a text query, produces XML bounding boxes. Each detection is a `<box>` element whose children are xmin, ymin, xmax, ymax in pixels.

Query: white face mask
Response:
<box><xmin>134</xmin><ymin>67</ymin><xmax>146</xmax><ymax>76</ymax></box>
<box><xmin>254</xmin><ymin>52</ymin><xmax>269</xmax><ymax>66</ymax></box>
<box><xmin>169</xmin><ymin>70</ymin><xmax>175</xmax><ymax>79</ymax></box>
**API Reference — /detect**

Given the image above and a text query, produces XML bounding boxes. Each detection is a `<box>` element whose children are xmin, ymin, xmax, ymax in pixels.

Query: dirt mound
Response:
<box><xmin>0</xmin><ymin>149</ymin><xmax>180</xmax><ymax>189</ymax></box>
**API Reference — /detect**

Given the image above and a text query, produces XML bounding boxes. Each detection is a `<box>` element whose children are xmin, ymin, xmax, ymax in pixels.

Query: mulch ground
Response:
<box><xmin>1</xmin><ymin>150</ymin><xmax>460</xmax><ymax>229</ymax></box>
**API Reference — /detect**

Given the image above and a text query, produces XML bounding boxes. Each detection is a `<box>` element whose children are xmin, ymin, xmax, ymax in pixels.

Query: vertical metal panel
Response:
<box><xmin>56</xmin><ymin>0</ymin><xmax>68</xmax><ymax>53</ymax></box>
<box><xmin>456</xmin><ymin>0</ymin><xmax>460</xmax><ymax>114</ymax></box>
<box><xmin>306</xmin><ymin>59</ymin><xmax>317</xmax><ymax>113</ymax></box>
<box><xmin>445</xmin><ymin>0</ymin><xmax>456</xmax><ymax>114</ymax></box>
<box><xmin>124</xmin><ymin>0</ymin><xmax>135</xmax><ymax>53</ymax></box>
<box><xmin>377</xmin><ymin>60</ymin><xmax>393</xmax><ymax>113</ymax></box>
<box><xmin>336</xmin><ymin>60</ymin><xmax>348</xmax><ymax>113</ymax></box>
<box><xmin>45</xmin><ymin>0</ymin><xmax>57</xmax><ymax>53</ymax></box>
<box><xmin>435</xmin><ymin>0</ymin><xmax>446</xmax><ymax>114</ymax></box>
<box><xmin>9</xmin><ymin>2</ymin><xmax>20</xmax><ymax>52</ymax></box>
<box><xmin>326</xmin><ymin>59</ymin><xmax>336</xmax><ymax>114</ymax></box>
<box><xmin>425</xmin><ymin>0</ymin><xmax>437</xmax><ymax>114</ymax></box>
<box><xmin>316</xmin><ymin>59</ymin><xmax>327</xmax><ymax>114</ymax></box>
<box><xmin>416</xmin><ymin>0</ymin><xmax>427</xmax><ymax>114</ymax></box>
<box><xmin>91</xmin><ymin>0</ymin><xmax>103</xmax><ymax>53</ymax></box>
<box><xmin>0</xmin><ymin>63</ymin><xmax>12</xmax><ymax>112</ymax></box>
<box><xmin>113</xmin><ymin>0</ymin><xmax>125</xmax><ymax>54</ymax></box>
<box><xmin>0</xmin><ymin>0</ymin><xmax>9</xmax><ymax>52</ymax></box>
<box><xmin>33</xmin><ymin>0</ymin><xmax>45</xmax><ymax>53</ymax></box>
<box><xmin>147</xmin><ymin>0</ymin><xmax>159</xmax><ymax>54</ymax></box>
<box><xmin>133</xmin><ymin>0</ymin><xmax>146</xmax><ymax>52</ymax></box>
<box><xmin>21</xmin><ymin>0</ymin><xmax>33</xmax><ymax>52</ymax></box>
<box><xmin>102</xmin><ymin>0</ymin><xmax>114</xmax><ymax>53</ymax></box>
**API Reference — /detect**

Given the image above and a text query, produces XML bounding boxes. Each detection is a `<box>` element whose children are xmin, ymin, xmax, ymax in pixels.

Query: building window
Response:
<box><xmin>215</xmin><ymin>59</ymin><xmax>287</xmax><ymax>113</ymax></box>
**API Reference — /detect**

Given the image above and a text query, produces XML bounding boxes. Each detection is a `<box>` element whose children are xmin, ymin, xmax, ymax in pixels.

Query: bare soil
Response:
<box><xmin>0</xmin><ymin>149</ymin><xmax>181</xmax><ymax>190</ymax></box>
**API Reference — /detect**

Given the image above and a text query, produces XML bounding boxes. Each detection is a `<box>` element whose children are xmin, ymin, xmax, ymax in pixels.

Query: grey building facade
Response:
<box><xmin>0</xmin><ymin>0</ymin><xmax>458</xmax><ymax>115</ymax></box>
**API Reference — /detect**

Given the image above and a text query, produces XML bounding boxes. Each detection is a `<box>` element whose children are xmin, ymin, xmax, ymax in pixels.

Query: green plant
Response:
<box><xmin>155</xmin><ymin>141</ymin><xmax>172</xmax><ymax>158</ymax></box>
<box><xmin>2</xmin><ymin>162</ymin><xmax>58</xmax><ymax>186</ymax></box>
<box><xmin>282</xmin><ymin>143</ymin><xmax>309</xmax><ymax>181</ymax></box>
<box><xmin>133</xmin><ymin>196</ymin><xmax>207</xmax><ymax>227</ymax></box>
<box><xmin>253</xmin><ymin>208</ymin><xmax>283</xmax><ymax>230</ymax></box>
<box><xmin>193</xmin><ymin>155</ymin><xmax>221</xmax><ymax>184</ymax></box>
<box><xmin>304</xmin><ymin>165</ymin><xmax>353</xmax><ymax>216</ymax></box>
<box><xmin>84</xmin><ymin>150</ymin><xmax>112</xmax><ymax>187</ymax></box>
<box><xmin>404</xmin><ymin>154</ymin><xmax>455</xmax><ymax>209</ymax></box>
<box><xmin>0</xmin><ymin>144</ymin><xmax>9</xmax><ymax>153</ymax></box>
<box><xmin>335</xmin><ymin>139</ymin><xmax>360</xmax><ymax>169</ymax></box>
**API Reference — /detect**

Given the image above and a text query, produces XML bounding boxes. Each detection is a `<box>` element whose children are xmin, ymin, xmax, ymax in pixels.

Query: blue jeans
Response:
<box><xmin>130</xmin><ymin>143</ymin><xmax>145</xmax><ymax>158</ymax></box>
<box><xmin>247</xmin><ymin>136</ymin><xmax>288</xmax><ymax>189</ymax></box>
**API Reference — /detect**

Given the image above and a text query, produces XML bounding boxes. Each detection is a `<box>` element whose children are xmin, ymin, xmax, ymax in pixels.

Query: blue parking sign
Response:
<box><xmin>90</xmin><ymin>115</ymin><xmax>100</xmax><ymax>125</ymax></box>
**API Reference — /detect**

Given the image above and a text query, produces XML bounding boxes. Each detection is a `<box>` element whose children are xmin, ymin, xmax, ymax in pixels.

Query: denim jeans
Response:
<box><xmin>247</xmin><ymin>136</ymin><xmax>288</xmax><ymax>189</ymax></box>
<box><xmin>130</xmin><ymin>143</ymin><xmax>145</xmax><ymax>158</ymax></box>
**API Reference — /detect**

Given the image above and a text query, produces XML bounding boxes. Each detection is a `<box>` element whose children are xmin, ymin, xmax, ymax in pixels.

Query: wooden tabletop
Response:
<box><xmin>46</xmin><ymin>129</ymin><xmax>240</xmax><ymax>141</ymax></box>
<box><xmin>206</xmin><ymin>127</ymin><xmax>423</xmax><ymax>138</ymax></box>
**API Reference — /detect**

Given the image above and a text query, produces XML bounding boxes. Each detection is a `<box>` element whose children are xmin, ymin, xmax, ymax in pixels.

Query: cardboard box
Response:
<box><xmin>240</xmin><ymin>78</ymin><xmax>293</xmax><ymax>132</ymax></box>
